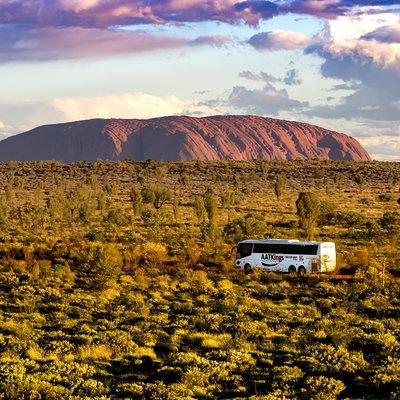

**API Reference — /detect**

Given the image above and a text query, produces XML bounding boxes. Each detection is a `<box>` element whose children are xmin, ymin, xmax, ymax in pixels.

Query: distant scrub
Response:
<box><xmin>0</xmin><ymin>160</ymin><xmax>399</xmax><ymax>398</ymax></box>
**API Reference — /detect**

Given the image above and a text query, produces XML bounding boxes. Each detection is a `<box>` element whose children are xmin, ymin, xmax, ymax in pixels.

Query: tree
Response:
<box><xmin>221</xmin><ymin>191</ymin><xmax>237</xmax><ymax>222</ymax></box>
<box><xmin>194</xmin><ymin>196</ymin><xmax>206</xmax><ymax>223</ymax></box>
<box><xmin>233</xmin><ymin>175</ymin><xmax>241</xmax><ymax>190</ymax></box>
<box><xmin>173</xmin><ymin>198</ymin><xmax>180</xmax><ymax>223</ymax></box>
<box><xmin>260</xmin><ymin>161</ymin><xmax>269</xmax><ymax>177</ymax></box>
<box><xmin>129</xmin><ymin>187</ymin><xmax>143</xmax><ymax>216</ymax></box>
<box><xmin>0</xmin><ymin>195</ymin><xmax>9</xmax><ymax>228</ymax></box>
<box><xmin>296</xmin><ymin>192</ymin><xmax>320</xmax><ymax>240</ymax></box>
<box><xmin>223</xmin><ymin>213</ymin><xmax>265</xmax><ymax>244</ymax></box>
<box><xmin>274</xmin><ymin>173</ymin><xmax>286</xmax><ymax>200</ymax></box>
<box><xmin>204</xmin><ymin>187</ymin><xmax>218</xmax><ymax>222</ymax></box>
<box><xmin>142</xmin><ymin>186</ymin><xmax>171</xmax><ymax>210</ymax></box>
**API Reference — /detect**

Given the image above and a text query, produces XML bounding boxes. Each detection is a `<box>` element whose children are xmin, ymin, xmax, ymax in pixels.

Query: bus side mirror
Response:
<box><xmin>231</xmin><ymin>246</ymin><xmax>237</xmax><ymax>253</ymax></box>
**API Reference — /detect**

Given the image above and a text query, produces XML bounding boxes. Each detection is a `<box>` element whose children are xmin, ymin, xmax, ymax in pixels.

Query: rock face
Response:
<box><xmin>0</xmin><ymin>115</ymin><xmax>371</xmax><ymax>162</ymax></box>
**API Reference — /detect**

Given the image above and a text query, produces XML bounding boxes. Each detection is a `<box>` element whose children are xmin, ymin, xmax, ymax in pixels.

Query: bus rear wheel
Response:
<box><xmin>288</xmin><ymin>265</ymin><xmax>296</xmax><ymax>273</ymax></box>
<box><xmin>298</xmin><ymin>266</ymin><xmax>306</xmax><ymax>275</ymax></box>
<box><xmin>244</xmin><ymin>264</ymin><xmax>252</xmax><ymax>273</ymax></box>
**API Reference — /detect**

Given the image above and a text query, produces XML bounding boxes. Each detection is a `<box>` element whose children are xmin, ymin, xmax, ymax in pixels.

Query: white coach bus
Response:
<box><xmin>235</xmin><ymin>239</ymin><xmax>336</xmax><ymax>274</ymax></box>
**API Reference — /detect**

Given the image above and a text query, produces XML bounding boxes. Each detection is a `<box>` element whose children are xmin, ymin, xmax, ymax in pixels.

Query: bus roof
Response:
<box><xmin>238</xmin><ymin>239</ymin><xmax>334</xmax><ymax>246</ymax></box>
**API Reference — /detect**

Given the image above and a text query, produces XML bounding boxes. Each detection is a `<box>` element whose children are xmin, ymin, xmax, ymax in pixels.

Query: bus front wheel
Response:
<box><xmin>244</xmin><ymin>264</ymin><xmax>252</xmax><ymax>273</ymax></box>
<box><xmin>298</xmin><ymin>266</ymin><xmax>306</xmax><ymax>275</ymax></box>
<box><xmin>288</xmin><ymin>265</ymin><xmax>296</xmax><ymax>273</ymax></box>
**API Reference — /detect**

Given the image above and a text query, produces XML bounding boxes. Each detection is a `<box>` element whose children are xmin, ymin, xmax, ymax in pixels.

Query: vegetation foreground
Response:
<box><xmin>0</xmin><ymin>159</ymin><xmax>399</xmax><ymax>399</ymax></box>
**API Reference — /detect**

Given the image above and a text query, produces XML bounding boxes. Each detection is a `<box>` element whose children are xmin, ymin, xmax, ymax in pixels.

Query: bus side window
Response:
<box><xmin>237</xmin><ymin>243</ymin><xmax>253</xmax><ymax>258</ymax></box>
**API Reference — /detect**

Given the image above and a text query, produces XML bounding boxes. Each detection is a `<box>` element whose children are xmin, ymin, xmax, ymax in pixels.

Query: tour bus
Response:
<box><xmin>235</xmin><ymin>239</ymin><xmax>336</xmax><ymax>274</ymax></box>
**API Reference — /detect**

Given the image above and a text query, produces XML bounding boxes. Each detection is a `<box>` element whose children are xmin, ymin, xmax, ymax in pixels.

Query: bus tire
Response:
<box><xmin>244</xmin><ymin>264</ymin><xmax>252</xmax><ymax>273</ymax></box>
<box><xmin>288</xmin><ymin>265</ymin><xmax>296</xmax><ymax>273</ymax></box>
<box><xmin>298</xmin><ymin>266</ymin><xmax>306</xmax><ymax>275</ymax></box>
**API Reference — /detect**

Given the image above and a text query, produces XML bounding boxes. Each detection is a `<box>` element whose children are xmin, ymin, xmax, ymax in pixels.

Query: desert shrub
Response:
<box><xmin>303</xmin><ymin>344</ymin><xmax>368</xmax><ymax>376</ymax></box>
<box><xmin>141</xmin><ymin>209</ymin><xmax>158</xmax><ymax>227</ymax></box>
<box><xmin>105</xmin><ymin>208</ymin><xmax>132</xmax><ymax>226</ymax></box>
<box><xmin>84</xmin><ymin>229</ymin><xmax>107</xmax><ymax>242</ymax></box>
<box><xmin>349</xmin><ymin>249</ymin><xmax>371</xmax><ymax>269</ymax></box>
<box><xmin>354</xmin><ymin>173</ymin><xmax>365</xmax><ymax>186</ymax></box>
<box><xmin>379</xmin><ymin>211</ymin><xmax>400</xmax><ymax>238</ymax></box>
<box><xmin>317</xmin><ymin>201</ymin><xmax>336</xmax><ymax>225</ymax></box>
<box><xmin>301</xmin><ymin>376</ymin><xmax>345</xmax><ymax>400</ymax></box>
<box><xmin>360</xmin><ymin>197</ymin><xmax>371</xmax><ymax>206</ymax></box>
<box><xmin>331</xmin><ymin>210</ymin><xmax>367</xmax><ymax>227</ymax></box>
<box><xmin>365</xmin><ymin>220</ymin><xmax>383</xmax><ymax>239</ymax></box>
<box><xmin>76</xmin><ymin>244</ymin><xmax>123</xmax><ymax>290</ymax></box>
<box><xmin>372</xmin><ymin>356</ymin><xmax>400</xmax><ymax>389</ymax></box>
<box><xmin>0</xmin><ymin>363</ymin><xmax>70</xmax><ymax>400</ymax></box>
<box><xmin>334</xmin><ymin>172</ymin><xmax>344</xmax><ymax>185</ymax></box>
<box><xmin>77</xmin><ymin>344</ymin><xmax>113</xmax><ymax>360</ymax></box>
<box><xmin>132</xmin><ymin>242</ymin><xmax>168</xmax><ymax>266</ymax></box>
<box><xmin>378</xmin><ymin>193</ymin><xmax>392</xmax><ymax>202</ymax></box>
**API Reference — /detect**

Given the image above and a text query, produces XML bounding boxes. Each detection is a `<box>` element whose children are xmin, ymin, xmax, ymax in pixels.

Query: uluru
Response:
<box><xmin>0</xmin><ymin>115</ymin><xmax>370</xmax><ymax>163</ymax></box>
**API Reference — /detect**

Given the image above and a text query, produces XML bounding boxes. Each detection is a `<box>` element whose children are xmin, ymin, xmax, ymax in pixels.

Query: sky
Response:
<box><xmin>1</xmin><ymin>1</ymin><xmax>400</xmax><ymax>160</ymax></box>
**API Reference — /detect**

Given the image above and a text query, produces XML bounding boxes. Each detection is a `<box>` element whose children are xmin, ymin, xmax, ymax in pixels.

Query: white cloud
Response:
<box><xmin>58</xmin><ymin>0</ymin><xmax>100</xmax><ymax>12</ymax></box>
<box><xmin>51</xmin><ymin>92</ymin><xmax>219</xmax><ymax>121</ymax></box>
<box><xmin>319</xmin><ymin>12</ymin><xmax>400</xmax><ymax>71</ymax></box>
<box><xmin>358</xmin><ymin>135</ymin><xmax>400</xmax><ymax>160</ymax></box>
<box><xmin>248</xmin><ymin>30</ymin><xmax>311</xmax><ymax>51</ymax></box>
<box><xmin>0</xmin><ymin>92</ymin><xmax>221</xmax><ymax>136</ymax></box>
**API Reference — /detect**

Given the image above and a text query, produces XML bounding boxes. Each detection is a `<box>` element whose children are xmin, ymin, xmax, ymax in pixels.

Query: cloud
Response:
<box><xmin>248</xmin><ymin>30</ymin><xmax>311</xmax><ymax>51</ymax></box>
<box><xmin>1</xmin><ymin>1</ymin><xmax>398</xmax><ymax>63</ymax></box>
<box><xmin>0</xmin><ymin>25</ymin><xmax>236</xmax><ymax>62</ymax></box>
<box><xmin>306</xmin><ymin>12</ymin><xmax>400</xmax><ymax>122</ymax></box>
<box><xmin>358</xmin><ymin>135</ymin><xmax>400</xmax><ymax>160</ymax></box>
<box><xmin>0</xmin><ymin>0</ymin><xmax>246</xmax><ymax>27</ymax></box>
<box><xmin>0</xmin><ymin>25</ymin><xmax>186</xmax><ymax>62</ymax></box>
<box><xmin>283</xmin><ymin>68</ymin><xmax>302</xmax><ymax>85</ymax></box>
<box><xmin>284</xmin><ymin>1</ymin><xmax>400</xmax><ymax>19</ymax></box>
<box><xmin>234</xmin><ymin>1</ymin><xmax>280</xmax><ymax>22</ymax></box>
<box><xmin>228</xmin><ymin>83</ymin><xmax>308</xmax><ymax>114</ymax></box>
<box><xmin>58</xmin><ymin>0</ymin><xmax>101</xmax><ymax>13</ymax></box>
<box><xmin>310</xmin><ymin>12</ymin><xmax>400</xmax><ymax>70</ymax></box>
<box><xmin>0</xmin><ymin>92</ymin><xmax>222</xmax><ymax>135</ymax></box>
<box><xmin>188</xmin><ymin>35</ymin><xmax>233</xmax><ymax>47</ymax></box>
<box><xmin>362</xmin><ymin>25</ymin><xmax>400</xmax><ymax>43</ymax></box>
<box><xmin>239</xmin><ymin>69</ymin><xmax>302</xmax><ymax>86</ymax></box>
<box><xmin>239</xmin><ymin>70</ymin><xmax>280</xmax><ymax>83</ymax></box>
<box><xmin>1</xmin><ymin>1</ymin><xmax>400</xmax><ymax>30</ymax></box>
<box><xmin>51</xmin><ymin>92</ymin><xmax>219</xmax><ymax>121</ymax></box>
<box><xmin>330</xmin><ymin>81</ymin><xmax>361</xmax><ymax>91</ymax></box>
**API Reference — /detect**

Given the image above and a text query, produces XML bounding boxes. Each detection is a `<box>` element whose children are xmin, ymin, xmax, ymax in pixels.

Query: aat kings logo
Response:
<box><xmin>261</xmin><ymin>253</ymin><xmax>284</xmax><ymax>262</ymax></box>
<box><xmin>261</xmin><ymin>253</ymin><xmax>284</xmax><ymax>267</ymax></box>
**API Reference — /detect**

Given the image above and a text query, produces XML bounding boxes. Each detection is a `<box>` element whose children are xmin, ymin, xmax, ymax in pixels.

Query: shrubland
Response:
<box><xmin>0</xmin><ymin>159</ymin><xmax>399</xmax><ymax>399</ymax></box>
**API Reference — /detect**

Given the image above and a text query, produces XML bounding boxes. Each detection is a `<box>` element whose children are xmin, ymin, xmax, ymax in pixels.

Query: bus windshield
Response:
<box><xmin>237</xmin><ymin>243</ymin><xmax>253</xmax><ymax>259</ymax></box>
